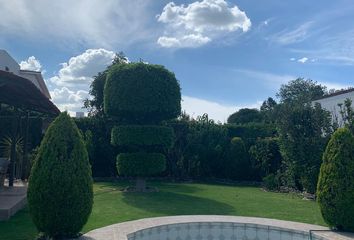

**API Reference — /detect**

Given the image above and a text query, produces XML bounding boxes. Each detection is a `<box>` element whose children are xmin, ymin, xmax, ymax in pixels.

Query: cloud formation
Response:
<box><xmin>20</xmin><ymin>56</ymin><xmax>42</xmax><ymax>71</ymax></box>
<box><xmin>0</xmin><ymin>0</ymin><xmax>154</xmax><ymax>48</ymax></box>
<box><xmin>50</xmin><ymin>48</ymin><xmax>115</xmax><ymax>87</ymax></box>
<box><xmin>297</xmin><ymin>57</ymin><xmax>308</xmax><ymax>63</ymax></box>
<box><xmin>50</xmin><ymin>87</ymin><xmax>89</xmax><ymax>114</ymax></box>
<box><xmin>157</xmin><ymin>0</ymin><xmax>251</xmax><ymax>48</ymax></box>
<box><xmin>182</xmin><ymin>95</ymin><xmax>261</xmax><ymax>122</ymax></box>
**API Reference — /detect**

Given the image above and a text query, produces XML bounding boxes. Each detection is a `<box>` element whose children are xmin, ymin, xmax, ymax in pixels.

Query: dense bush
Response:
<box><xmin>75</xmin><ymin>117</ymin><xmax>117</xmax><ymax>177</ymax></box>
<box><xmin>226</xmin><ymin>123</ymin><xmax>277</xmax><ymax>147</ymax></box>
<box><xmin>226</xmin><ymin>137</ymin><xmax>252</xmax><ymax>180</ymax></box>
<box><xmin>227</xmin><ymin>108</ymin><xmax>263</xmax><ymax>124</ymax></box>
<box><xmin>111</xmin><ymin>125</ymin><xmax>174</xmax><ymax>148</ymax></box>
<box><xmin>317</xmin><ymin>128</ymin><xmax>354</xmax><ymax>231</ymax></box>
<box><xmin>117</xmin><ymin>152</ymin><xmax>166</xmax><ymax>177</ymax></box>
<box><xmin>104</xmin><ymin>63</ymin><xmax>181</xmax><ymax>191</ymax></box>
<box><xmin>277</xmin><ymin>103</ymin><xmax>331</xmax><ymax>193</ymax></box>
<box><xmin>27</xmin><ymin>113</ymin><xmax>93</xmax><ymax>238</ymax></box>
<box><xmin>263</xmin><ymin>173</ymin><xmax>281</xmax><ymax>191</ymax></box>
<box><xmin>104</xmin><ymin>63</ymin><xmax>181</xmax><ymax>124</ymax></box>
<box><xmin>249</xmin><ymin>138</ymin><xmax>282</xmax><ymax>179</ymax></box>
<box><xmin>181</xmin><ymin>114</ymin><xmax>229</xmax><ymax>179</ymax></box>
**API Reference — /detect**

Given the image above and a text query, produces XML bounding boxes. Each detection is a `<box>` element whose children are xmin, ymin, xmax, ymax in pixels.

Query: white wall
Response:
<box><xmin>0</xmin><ymin>50</ymin><xmax>20</xmax><ymax>74</ymax></box>
<box><xmin>314</xmin><ymin>91</ymin><xmax>354</xmax><ymax>126</ymax></box>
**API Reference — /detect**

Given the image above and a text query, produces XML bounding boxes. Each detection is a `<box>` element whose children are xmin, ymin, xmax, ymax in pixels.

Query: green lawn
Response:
<box><xmin>0</xmin><ymin>181</ymin><xmax>325</xmax><ymax>240</ymax></box>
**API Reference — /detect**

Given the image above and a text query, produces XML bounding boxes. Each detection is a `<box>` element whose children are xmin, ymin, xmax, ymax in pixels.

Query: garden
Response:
<box><xmin>0</xmin><ymin>55</ymin><xmax>354</xmax><ymax>239</ymax></box>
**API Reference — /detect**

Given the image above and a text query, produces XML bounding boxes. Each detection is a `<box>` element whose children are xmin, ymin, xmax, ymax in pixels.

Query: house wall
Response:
<box><xmin>314</xmin><ymin>91</ymin><xmax>354</xmax><ymax>126</ymax></box>
<box><xmin>0</xmin><ymin>50</ymin><xmax>20</xmax><ymax>73</ymax></box>
<box><xmin>0</xmin><ymin>49</ymin><xmax>50</xmax><ymax>99</ymax></box>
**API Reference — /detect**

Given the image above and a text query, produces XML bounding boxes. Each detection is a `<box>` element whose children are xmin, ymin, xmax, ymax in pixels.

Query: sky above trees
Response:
<box><xmin>1</xmin><ymin>0</ymin><xmax>354</xmax><ymax>122</ymax></box>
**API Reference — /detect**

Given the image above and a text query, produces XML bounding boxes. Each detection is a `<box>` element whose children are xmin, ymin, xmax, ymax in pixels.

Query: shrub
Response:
<box><xmin>317</xmin><ymin>127</ymin><xmax>354</xmax><ymax>231</ymax></box>
<box><xmin>111</xmin><ymin>125</ymin><xmax>174</xmax><ymax>148</ymax></box>
<box><xmin>263</xmin><ymin>173</ymin><xmax>281</xmax><ymax>191</ymax></box>
<box><xmin>104</xmin><ymin>63</ymin><xmax>181</xmax><ymax>191</ymax></box>
<box><xmin>227</xmin><ymin>137</ymin><xmax>252</xmax><ymax>180</ymax></box>
<box><xmin>117</xmin><ymin>152</ymin><xmax>166</xmax><ymax>177</ymax></box>
<box><xmin>104</xmin><ymin>63</ymin><xmax>181</xmax><ymax>124</ymax></box>
<box><xmin>249</xmin><ymin>138</ymin><xmax>282</xmax><ymax>179</ymax></box>
<box><xmin>27</xmin><ymin>113</ymin><xmax>93</xmax><ymax>238</ymax></box>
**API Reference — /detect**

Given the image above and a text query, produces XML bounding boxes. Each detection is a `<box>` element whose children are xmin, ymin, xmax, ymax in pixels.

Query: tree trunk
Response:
<box><xmin>135</xmin><ymin>177</ymin><xmax>146</xmax><ymax>192</ymax></box>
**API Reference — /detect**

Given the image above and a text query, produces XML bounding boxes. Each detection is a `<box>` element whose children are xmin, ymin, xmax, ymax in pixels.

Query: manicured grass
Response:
<box><xmin>0</xmin><ymin>181</ymin><xmax>325</xmax><ymax>240</ymax></box>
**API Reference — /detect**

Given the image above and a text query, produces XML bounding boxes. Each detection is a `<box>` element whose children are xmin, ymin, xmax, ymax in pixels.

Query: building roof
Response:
<box><xmin>0</xmin><ymin>70</ymin><xmax>60</xmax><ymax>115</ymax></box>
<box><xmin>0</xmin><ymin>49</ymin><xmax>51</xmax><ymax>99</ymax></box>
<box><xmin>315</xmin><ymin>88</ymin><xmax>354</xmax><ymax>101</ymax></box>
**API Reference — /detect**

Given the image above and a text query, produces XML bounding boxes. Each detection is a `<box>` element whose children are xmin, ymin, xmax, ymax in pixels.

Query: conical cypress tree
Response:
<box><xmin>317</xmin><ymin>127</ymin><xmax>354</xmax><ymax>231</ymax></box>
<box><xmin>28</xmin><ymin>112</ymin><xmax>93</xmax><ymax>238</ymax></box>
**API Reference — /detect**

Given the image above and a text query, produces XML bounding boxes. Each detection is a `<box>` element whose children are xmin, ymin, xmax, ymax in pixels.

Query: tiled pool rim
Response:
<box><xmin>79</xmin><ymin>215</ymin><xmax>354</xmax><ymax>240</ymax></box>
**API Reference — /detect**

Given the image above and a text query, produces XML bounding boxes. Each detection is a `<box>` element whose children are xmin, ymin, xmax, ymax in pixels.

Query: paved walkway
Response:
<box><xmin>0</xmin><ymin>181</ymin><xmax>27</xmax><ymax>221</ymax></box>
<box><xmin>79</xmin><ymin>215</ymin><xmax>354</xmax><ymax>240</ymax></box>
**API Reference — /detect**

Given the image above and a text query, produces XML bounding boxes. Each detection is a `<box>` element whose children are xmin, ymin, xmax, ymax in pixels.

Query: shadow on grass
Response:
<box><xmin>121</xmin><ymin>190</ymin><xmax>235</xmax><ymax>216</ymax></box>
<box><xmin>95</xmin><ymin>181</ymin><xmax>205</xmax><ymax>195</ymax></box>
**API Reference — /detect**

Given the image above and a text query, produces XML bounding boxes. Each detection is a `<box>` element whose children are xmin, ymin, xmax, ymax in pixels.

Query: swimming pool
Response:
<box><xmin>81</xmin><ymin>215</ymin><xmax>354</xmax><ymax>240</ymax></box>
<box><xmin>127</xmin><ymin>222</ymin><xmax>322</xmax><ymax>240</ymax></box>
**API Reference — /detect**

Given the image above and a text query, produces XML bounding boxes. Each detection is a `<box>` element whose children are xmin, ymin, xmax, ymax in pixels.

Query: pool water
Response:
<box><xmin>127</xmin><ymin>222</ymin><xmax>323</xmax><ymax>240</ymax></box>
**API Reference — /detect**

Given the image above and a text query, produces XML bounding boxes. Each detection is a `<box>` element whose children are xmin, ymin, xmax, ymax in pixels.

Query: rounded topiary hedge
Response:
<box><xmin>111</xmin><ymin>125</ymin><xmax>174</xmax><ymax>148</ymax></box>
<box><xmin>104</xmin><ymin>63</ymin><xmax>181</xmax><ymax>124</ymax></box>
<box><xmin>317</xmin><ymin>127</ymin><xmax>354</xmax><ymax>231</ymax></box>
<box><xmin>27</xmin><ymin>113</ymin><xmax>93</xmax><ymax>238</ymax></box>
<box><xmin>116</xmin><ymin>152</ymin><xmax>166</xmax><ymax>177</ymax></box>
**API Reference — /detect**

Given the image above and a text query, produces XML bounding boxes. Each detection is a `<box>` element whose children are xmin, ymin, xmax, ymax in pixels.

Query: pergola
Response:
<box><xmin>0</xmin><ymin>70</ymin><xmax>60</xmax><ymax>186</ymax></box>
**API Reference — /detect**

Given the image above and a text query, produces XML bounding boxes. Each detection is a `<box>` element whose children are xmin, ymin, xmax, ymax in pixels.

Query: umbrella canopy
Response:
<box><xmin>0</xmin><ymin>70</ymin><xmax>60</xmax><ymax>115</ymax></box>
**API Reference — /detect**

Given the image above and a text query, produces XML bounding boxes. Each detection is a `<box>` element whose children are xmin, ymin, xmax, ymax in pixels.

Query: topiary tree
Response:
<box><xmin>317</xmin><ymin>127</ymin><xmax>354</xmax><ymax>231</ymax></box>
<box><xmin>104</xmin><ymin>63</ymin><xmax>181</xmax><ymax>191</ymax></box>
<box><xmin>27</xmin><ymin>112</ymin><xmax>93</xmax><ymax>238</ymax></box>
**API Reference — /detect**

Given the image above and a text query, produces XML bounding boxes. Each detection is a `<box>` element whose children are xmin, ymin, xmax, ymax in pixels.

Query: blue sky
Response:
<box><xmin>1</xmin><ymin>0</ymin><xmax>354</xmax><ymax>122</ymax></box>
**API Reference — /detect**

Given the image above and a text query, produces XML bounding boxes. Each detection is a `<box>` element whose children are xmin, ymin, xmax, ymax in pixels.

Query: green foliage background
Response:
<box><xmin>317</xmin><ymin>128</ymin><xmax>354</xmax><ymax>231</ymax></box>
<box><xmin>27</xmin><ymin>113</ymin><xmax>93</xmax><ymax>238</ymax></box>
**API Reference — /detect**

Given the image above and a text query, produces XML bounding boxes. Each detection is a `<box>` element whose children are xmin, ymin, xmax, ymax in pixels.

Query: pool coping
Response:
<box><xmin>79</xmin><ymin>215</ymin><xmax>354</xmax><ymax>240</ymax></box>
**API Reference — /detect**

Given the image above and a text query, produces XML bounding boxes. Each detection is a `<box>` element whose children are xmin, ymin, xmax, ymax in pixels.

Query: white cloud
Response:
<box><xmin>157</xmin><ymin>0</ymin><xmax>251</xmax><ymax>48</ymax></box>
<box><xmin>50</xmin><ymin>48</ymin><xmax>115</xmax><ymax>87</ymax></box>
<box><xmin>0</xmin><ymin>0</ymin><xmax>154</xmax><ymax>48</ymax></box>
<box><xmin>157</xmin><ymin>34</ymin><xmax>211</xmax><ymax>48</ymax></box>
<box><xmin>290</xmin><ymin>57</ymin><xmax>296</xmax><ymax>61</ymax></box>
<box><xmin>19</xmin><ymin>56</ymin><xmax>42</xmax><ymax>71</ymax></box>
<box><xmin>272</xmin><ymin>21</ymin><xmax>313</xmax><ymax>45</ymax></box>
<box><xmin>50</xmin><ymin>87</ymin><xmax>89</xmax><ymax>114</ymax></box>
<box><xmin>297</xmin><ymin>57</ymin><xmax>308</xmax><ymax>63</ymax></box>
<box><xmin>182</xmin><ymin>95</ymin><xmax>261</xmax><ymax>123</ymax></box>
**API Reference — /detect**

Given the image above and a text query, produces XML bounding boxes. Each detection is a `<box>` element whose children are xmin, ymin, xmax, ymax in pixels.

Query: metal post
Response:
<box><xmin>8</xmin><ymin>108</ymin><xmax>19</xmax><ymax>187</ymax></box>
<box><xmin>21</xmin><ymin>111</ymin><xmax>29</xmax><ymax>180</ymax></box>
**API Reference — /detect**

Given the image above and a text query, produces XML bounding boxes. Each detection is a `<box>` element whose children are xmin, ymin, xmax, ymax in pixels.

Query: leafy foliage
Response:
<box><xmin>277</xmin><ymin>102</ymin><xmax>331</xmax><ymax>193</ymax></box>
<box><xmin>111</xmin><ymin>125</ymin><xmax>174</xmax><ymax>148</ymax></box>
<box><xmin>116</xmin><ymin>152</ymin><xmax>166</xmax><ymax>177</ymax></box>
<box><xmin>226</xmin><ymin>137</ymin><xmax>252</xmax><ymax>180</ymax></box>
<box><xmin>75</xmin><ymin>117</ymin><xmax>117</xmax><ymax>177</ymax></box>
<box><xmin>104</xmin><ymin>63</ymin><xmax>181</xmax><ymax>124</ymax></box>
<box><xmin>249</xmin><ymin>138</ymin><xmax>282</xmax><ymax>179</ymax></box>
<box><xmin>84</xmin><ymin>52</ymin><xmax>128</xmax><ymax>116</ymax></box>
<box><xmin>27</xmin><ymin>113</ymin><xmax>93</xmax><ymax>238</ymax></box>
<box><xmin>317</xmin><ymin>128</ymin><xmax>354</xmax><ymax>231</ymax></box>
<box><xmin>227</xmin><ymin>108</ymin><xmax>263</xmax><ymax>124</ymax></box>
<box><xmin>277</xmin><ymin>78</ymin><xmax>327</xmax><ymax>104</ymax></box>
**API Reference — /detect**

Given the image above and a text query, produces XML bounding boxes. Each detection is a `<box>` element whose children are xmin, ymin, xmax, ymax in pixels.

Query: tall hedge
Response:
<box><xmin>104</xmin><ymin>63</ymin><xmax>181</xmax><ymax>124</ymax></box>
<box><xmin>104</xmin><ymin>63</ymin><xmax>181</xmax><ymax>190</ymax></box>
<box><xmin>27</xmin><ymin>113</ymin><xmax>93</xmax><ymax>238</ymax></box>
<box><xmin>317</xmin><ymin>127</ymin><xmax>354</xmax><ymax>231</ymax></box>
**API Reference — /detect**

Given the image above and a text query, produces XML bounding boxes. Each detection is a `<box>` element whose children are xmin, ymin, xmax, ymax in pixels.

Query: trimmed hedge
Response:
<box><xmin>104</xmin><ymin>63</ymin><xmax>181</xmax><ymax>124</ymax></box>
<box><xmin>117</xmin><ymin>152</ymin><xmax>166</xmax><ymax>177</ymax></box>
<box><xmin>27</xmin><ymin>113</ymin><xmax>93</xmax><ymax>238</ymax></box>
<box><xmin>317</xmin><ymin>128</ymin><xmax>354</xmax><ymax>231</ymax></box>
<box><xmin>111</xmin><ymin>125</ymin><xmax>174</xmax><ymax>148</ymax></box>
